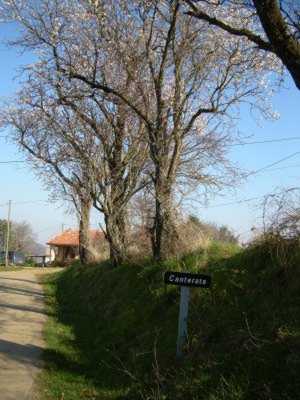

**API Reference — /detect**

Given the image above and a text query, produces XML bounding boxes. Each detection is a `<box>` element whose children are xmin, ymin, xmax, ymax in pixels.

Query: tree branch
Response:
<box><xmin>184</xmin><ymin>0</ymin><xmax>272</xmax><ymax>51</ymax></box>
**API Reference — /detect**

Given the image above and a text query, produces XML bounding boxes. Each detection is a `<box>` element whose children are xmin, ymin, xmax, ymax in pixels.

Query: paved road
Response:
<box><xmin>0</xmin><ymin>269</ymin><xmax>55</xmax><ymax>400</ymax></box>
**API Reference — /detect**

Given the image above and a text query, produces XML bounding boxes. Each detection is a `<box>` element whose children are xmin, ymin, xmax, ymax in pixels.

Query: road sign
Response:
<box><xmin>164</xmin><ymin>271</ymin><xmax>211</xmax><ymax>288</ymax></box>
<box><xmin>164</xmin><ymin>270</ymin><xmax>211</xmax><ymax>359</ymax></box>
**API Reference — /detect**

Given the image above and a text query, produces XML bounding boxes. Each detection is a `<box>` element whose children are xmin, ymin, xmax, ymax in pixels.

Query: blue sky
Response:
<box><xmin>0</xmin><ymin>23</ymin><xmax>104</xmax><ymax>244</ymax></box>
<box><xmin>0</xmin><ymin>23</ymin><xmax>299</xmax><ymax>245</ymax></box>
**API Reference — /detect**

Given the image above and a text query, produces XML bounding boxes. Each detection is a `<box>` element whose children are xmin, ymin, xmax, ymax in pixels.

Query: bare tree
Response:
<box><xmin>0</xmin><ymin>219</ymin><xmax>42</xmax><ymax>255</ymax></box>
<box><xmin>2</xmin><ymin>60</ymin><xmax>148</xmax><ymax>265</ymax></box>
<box><xmin>1</xmin><ymin>96</ymin><xmax>97</xmax><ymax>264</ymax></box>
<box><xmin>262</xmin><ymin>187</ymin><xmax>300</xmax><ymax>237</ymax></box>
<box><xmin>51</xmin><ymin>75</ymin><xmax>149</xmax><ymax>265</ymax></box>
<box><xmin>62</xmin><ymin>0</ymin><xmax>277</xmax><ymax>259</ymax></box>
<box><xmin>87</xmin><ymin>104</ymin><xmax>148</xmax><ymax>265</ymax></box>
<box><xmin>2</xmin><ymin>0</ymin><xmax>280</xmax><ymax>261</ymax></box>
<box><xmin>184</xmin><ymin>0</ymin><xmax>300</xmax><ymax>89</ymax></box>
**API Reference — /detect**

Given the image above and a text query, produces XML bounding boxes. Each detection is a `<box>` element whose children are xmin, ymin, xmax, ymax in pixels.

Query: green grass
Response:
<box><xmin>0</xmin><ymin>265</ymin><xmax>24</xmax><ymax>271</ymax></box>
<box><xmin>0</xmin><ymin>264</ymin><xmax>46</xmax><ymax>270</ymax></box>
<box><xmin>38</xmin><ymin>240</ymin><xmax>300</xmax><ymax>399</ymax></box>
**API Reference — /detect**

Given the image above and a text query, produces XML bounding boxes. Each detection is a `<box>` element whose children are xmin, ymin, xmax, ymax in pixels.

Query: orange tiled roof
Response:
<box><xmin>47</xmin><ymin>229</ymin><xmax>103</xmax><ymax>247</ymax></box>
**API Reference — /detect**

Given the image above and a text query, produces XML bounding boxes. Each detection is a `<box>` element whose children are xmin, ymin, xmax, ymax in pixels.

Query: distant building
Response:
<box><xmin>47</xmin><ymin>229</ymin><xmax>104</xmax><ymax>264</ymax></box>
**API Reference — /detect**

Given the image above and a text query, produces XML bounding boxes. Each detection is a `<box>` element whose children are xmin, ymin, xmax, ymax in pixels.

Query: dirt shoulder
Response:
<box><xmin>0</xmin><ymin>268</ymin><xmax>58</xmax><ymax>400</ymax></box>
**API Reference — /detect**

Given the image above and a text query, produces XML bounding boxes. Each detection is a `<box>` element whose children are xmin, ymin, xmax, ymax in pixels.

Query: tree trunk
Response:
<box><xmin>104</xmin><ymin>209</ymin><xmax>127</xmax><ymax>267</ymax></box>
<box><xmin>78</xmin><ymin>197</ymin><xmax>94</xmax><ymax>265</ymax></box>
<box><xmin>151</xmin><ymin>175</ymin><xmax>179</xmax><ymax>261</ymax></box>
<box><xmin>253</xmin><ymin>0</ymin><xmax>300</xmax><ymax>90</ymax></box>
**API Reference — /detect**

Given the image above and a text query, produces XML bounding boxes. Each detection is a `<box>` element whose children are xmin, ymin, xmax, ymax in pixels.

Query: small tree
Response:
<box><xmin>187</xmin><ymin>215</ymin><xmax>238</xmax><ymax>244</ymax></box>
<box><xmin>0</xmin><ymin>219</ymin><xmax>41</xmax><ymax>255</ymax></box>
<box><xmin>2</xmin><ymin>101</ymin><xmax>96</xmax><ymax>264</ymax></box>
<box><xmin>262</xmin><ymin>187</ymin><xmax>300</xmax><ymax>238</ymax></box>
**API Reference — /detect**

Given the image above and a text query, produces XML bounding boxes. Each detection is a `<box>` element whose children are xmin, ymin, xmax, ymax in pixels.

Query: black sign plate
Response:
<box><xmin>164</xmin><ymin>271</ymin><xmax>211</xmax><ymax>288</ymax></box>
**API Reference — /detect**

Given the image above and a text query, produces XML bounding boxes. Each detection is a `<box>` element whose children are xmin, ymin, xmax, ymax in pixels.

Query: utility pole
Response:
<box><xmin>61</xmin><ymin>223</ymin><xmax>65</xmax><ymax>233</ymax></box>
<box><xmin>5</xmin><ymin>200</ymin><xmax>12</xmax><ymax>268</ymax></box>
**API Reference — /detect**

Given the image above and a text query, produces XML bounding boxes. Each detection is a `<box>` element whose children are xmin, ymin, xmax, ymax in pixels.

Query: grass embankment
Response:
<box><xmin>39</xmin><ymin>239</ymin><xmax>300</xmax><ymax>399</ymax></box>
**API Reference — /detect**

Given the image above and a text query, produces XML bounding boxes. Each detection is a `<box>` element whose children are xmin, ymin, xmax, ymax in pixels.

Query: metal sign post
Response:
<box><xmin>5</xmin><ymin>200</ymin><xmax>12</xmax><ymax>268</ymax></box>
<box><xmin>176</xmin><ymin>286</ymin><xmax>190</xmax><ymax>359</ymax></box>
<box><xmin>164</xmin><ymin>271</ymin><xmax>211</xmax><ymax>359</ymax></box>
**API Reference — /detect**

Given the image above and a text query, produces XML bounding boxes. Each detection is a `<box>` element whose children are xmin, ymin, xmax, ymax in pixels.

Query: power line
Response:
<box><xmin>0</xmin><ymin>200</ymin><xmax>49</xmax><ymax>207</ymax></box>
<box><xmin>256</xmin><ymin>163</ymin><xmax>300</xmax><ymax>172</ymax></box>
<box><xmin>198</xmin><ymin>195</ymin><xmax>264</xmax><ymax>209</ymax></box>
<box><xmin>0</xmin><ymin>154</ymin><xmax>298</xmax><ymax>210</ymax></box>
<box><xmin>248</xmin><ymin>151</ymin><xmax>300</xmax><ymax>177</ymax></box>
<box><xmin>13</xmin><ymin>200</ymin><xmax>49</xmax><ymax>206</ymax></box>
<box><xmin>198</xmin><ymin>163</ymin><xmax>300</xmax><ymax>210</ymax></box>
<box><xmin>2</xmin><ymin>135</ymin><xmax>299</xmax><ymax>145</ymax></box>
<box><xmin>229</xmin><ymin>136</ymin><xmax>300</xmax><ymax>147</ymax></box>
<box><xmin>0</xmin><ymin>152</ymin><xmax>299</xmax><ymax>214</ymax></box>
<box><xmin>199</xmin><ymin>153</ymin><xmax>300</xmax><ymax>209</ymax></box>
<box><xmin>0</xmin><ymin>138</ymin><xmax>299</xmax><ymax>164</ymax></box>
<box><xmin>0</xmin><ymin>160</ymin><xmax>26</xmax><ymax>164</ymax></box>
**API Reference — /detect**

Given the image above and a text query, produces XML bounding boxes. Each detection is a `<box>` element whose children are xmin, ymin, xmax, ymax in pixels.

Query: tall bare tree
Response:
<box><xmin>54</xmin><ymin>84</ymin><xmax>149</xmax><ymax>265</ymax></box>
<box><xmin>2</xmin><ymin>0</ymin><xmax>280</xmax><ymax>261</ymax></box>
<box><xmin>2</xmin><ymin>60</ymin><xmax>148</xmax><ymax>265</ymax></box>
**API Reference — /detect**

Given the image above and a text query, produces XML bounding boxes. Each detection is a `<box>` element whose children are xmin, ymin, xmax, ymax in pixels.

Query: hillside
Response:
<box><xmin>39</xmin><ymin>239</ymin><xmax>300</xmax><ymax>399</ymax></box>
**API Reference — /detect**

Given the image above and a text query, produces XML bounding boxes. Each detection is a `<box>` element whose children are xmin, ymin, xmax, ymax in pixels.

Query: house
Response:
<box><xmin>47</xmin><ymin>229</ymin><xmax>104</xmax><ymax>264</ymax></box>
